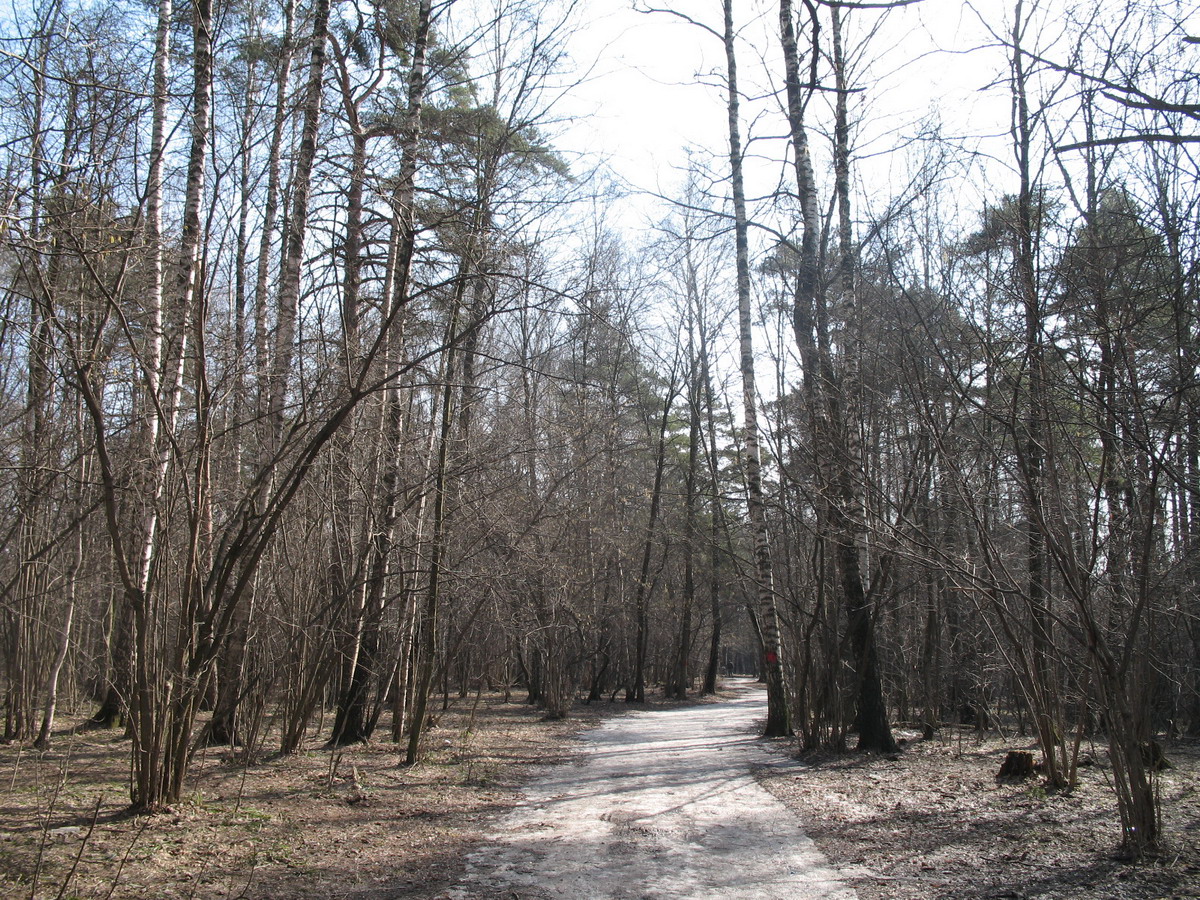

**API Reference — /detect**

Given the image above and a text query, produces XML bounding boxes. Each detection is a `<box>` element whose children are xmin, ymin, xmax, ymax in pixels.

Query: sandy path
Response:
<box><xmin>448</xmin><ymin>679</ymin><xmax>857</xmax><ymax>899</ymax></box>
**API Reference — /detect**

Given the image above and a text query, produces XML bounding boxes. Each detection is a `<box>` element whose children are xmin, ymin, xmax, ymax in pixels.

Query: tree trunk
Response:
<box><xmin>266</xmin><ymin>0</ymin><xmax>331</xmax><ymax>442</ymax></box>
<box><xmin>726</xmin><ymin>0</ymin><xmax>790</xmax><ymax>736</ymax></box>
<box><xmin>405</xmin><ymin>353</ymin><xmax>455</xmax><ymax>765</ymax></box>
<box><xmin>34</xmin><ymin>518</ymin><xmax>82</xmax><ymax>749</ymax></box>
<box><xmin>1010</xmin><ymin>0</ymin><xmax>1068</xmax><ymax>788</ymax></box>
<box><xmin>629</xmin><ymin>369</ymin><xmax>680</xmax><ymax>703</ymax></box>
<box><xmin>778</xmin><ymin>0</ymin><xmax>894</xmax><ymax>752</ymax></box>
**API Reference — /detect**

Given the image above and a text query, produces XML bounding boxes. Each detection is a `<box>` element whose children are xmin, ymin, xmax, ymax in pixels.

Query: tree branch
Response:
<box><xmin>1056</xmin><ymin>132</ymin><xmax>1200</xmax><ymax>151</ymax></box>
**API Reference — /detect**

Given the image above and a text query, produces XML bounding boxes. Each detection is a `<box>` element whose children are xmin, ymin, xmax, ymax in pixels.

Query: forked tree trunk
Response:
<box><xmin>327</xmin><ymin>56</ymin><xmax>377</xmax><ymax>746</ymax></box>
<box><xmin>109</xmin><ymin>0</ymin><xmax>212</xmax><ymax>812</ymax></box>
<box><xmin>778</xmin><ymin>0</ymin><xmax>895</xmax><ymax>752</ymax></box>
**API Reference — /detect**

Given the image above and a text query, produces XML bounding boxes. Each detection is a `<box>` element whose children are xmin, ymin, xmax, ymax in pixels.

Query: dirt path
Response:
<box><xmin>448</xmin><ymin>679</ymin><xmax>857</xmax><ymax>899</ymax></box>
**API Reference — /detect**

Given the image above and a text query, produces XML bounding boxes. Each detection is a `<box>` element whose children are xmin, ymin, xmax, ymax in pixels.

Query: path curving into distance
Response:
<box><xmin>449</xmin><ymin>678</ymin><xmax>857</xmax><ymax>900</ymax></box>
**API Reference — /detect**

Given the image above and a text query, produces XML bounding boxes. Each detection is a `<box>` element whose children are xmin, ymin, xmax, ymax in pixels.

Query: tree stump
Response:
<box><xmin>997</xmin><ymin>750</ymin><xmax>1035</xmax><ymax>781</ymax></box>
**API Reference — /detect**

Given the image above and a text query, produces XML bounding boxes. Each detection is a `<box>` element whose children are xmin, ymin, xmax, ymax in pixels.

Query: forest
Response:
<box><xmin>1</xmin><ymin>0</ymin><xmax>1198</xmax><ymax>877</ymax></box>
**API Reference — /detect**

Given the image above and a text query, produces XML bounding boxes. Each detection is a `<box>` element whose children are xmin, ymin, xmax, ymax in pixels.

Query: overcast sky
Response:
<box><xmin>555</xmin><ymin>0</ymin><xmax>1022</xmax><ymax>233</ymax></box>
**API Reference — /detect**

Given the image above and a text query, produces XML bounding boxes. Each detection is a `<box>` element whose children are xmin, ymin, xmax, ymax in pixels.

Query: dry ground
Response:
<box><xmin>0</xmin><ymin>694</ymin><xmax>616</xmax><ymax>900</ymax></box>
<box><xmin>757</xmin><ymin>728</ymin><xmax>1200</xmax><ymax>900</ymax></box>
<box><xmin>3</xmin><ymin>690</ymin><xmax>1199</xmax><ymax>900</ymax></box>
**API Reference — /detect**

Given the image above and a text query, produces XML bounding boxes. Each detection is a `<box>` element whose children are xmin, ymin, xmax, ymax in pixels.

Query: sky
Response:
<box><xmin>542</xmin><ymin>0</ymin><xmax>1035</xmax><ymax>393</ymax></box>
<box><xmin>558</xmin><ymin>0</ymin><xmax>1015</xmax><ymax>225</ymax></box>
<box><xmin>564</xmin><ymin>0</ymin><xmax>729</xmax><ymax>195</ymax></box>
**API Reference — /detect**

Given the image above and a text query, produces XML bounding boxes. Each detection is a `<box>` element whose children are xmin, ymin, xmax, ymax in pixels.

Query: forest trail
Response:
<box><xmin>447</xmin><ymin>679</ymin><xmax>857</xmax><ymax>899</ymax></box>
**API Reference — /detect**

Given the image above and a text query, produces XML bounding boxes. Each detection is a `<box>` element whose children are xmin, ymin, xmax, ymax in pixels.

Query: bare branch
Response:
<box><xmin>1056</xmin><ymin>132</ymin><xmax>1200</xmax><ymax>151</ymax></box>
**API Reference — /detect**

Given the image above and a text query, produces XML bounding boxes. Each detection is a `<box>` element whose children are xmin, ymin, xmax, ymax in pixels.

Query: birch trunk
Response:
<box><xmin>124</xmin><ymin>0</ymin><xmax>211</xmax><ymax>812</ymax></box>
<box><xmin>725</xmin><ymin>0</ymin><xmax>791</xmax><ymax>735</ymax></box>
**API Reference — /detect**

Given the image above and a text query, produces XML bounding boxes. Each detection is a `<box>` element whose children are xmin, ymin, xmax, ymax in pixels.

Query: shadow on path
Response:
<box><xmin>448</xmin><ymin>678</ymin><xmax>857</xmax><ymax>900</ymax></box>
